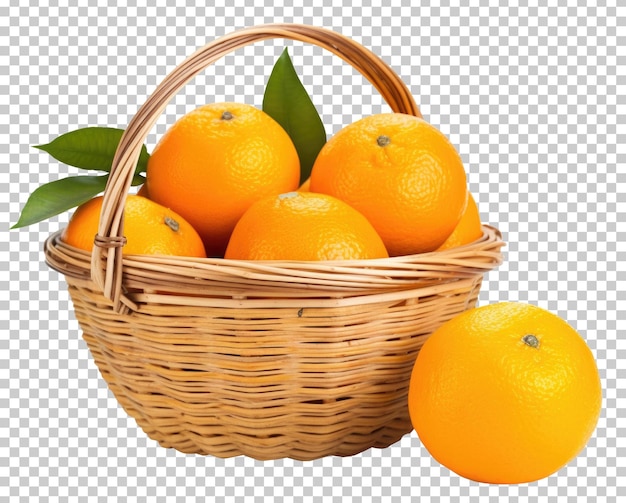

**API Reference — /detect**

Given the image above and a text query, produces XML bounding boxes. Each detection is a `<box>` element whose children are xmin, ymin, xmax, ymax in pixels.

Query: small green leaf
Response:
<box><xmin>11</xmin><ymin>175</ymin><xmax>109</xmax><ymax>229</ymax></box>
<box><xmin>263</xmin><ymin>48</ymin><xmax>327</xmax><ymax>185</ymax></box>
<box><xmin>131</xmin><ymin>174</ymin><xmax>146</xmax><ymax>186</ymax></box>
<box><xmin>34</xmin><ymin>127</ymin><xmax>150</xmax><ymax>175</ymax></box>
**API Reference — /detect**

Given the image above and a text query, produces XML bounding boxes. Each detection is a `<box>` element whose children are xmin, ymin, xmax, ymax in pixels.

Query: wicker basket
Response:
<box><xmin>44</xmin><ymin>24</ymin><xmax>504</xmax><ymax>461</ymax></box>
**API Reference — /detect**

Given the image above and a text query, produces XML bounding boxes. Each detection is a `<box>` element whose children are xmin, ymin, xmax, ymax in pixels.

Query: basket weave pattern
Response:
<box><xmin>44</xmin><ymin>24</ymin><xmax>504</xmax><ymax>461</ymax></box>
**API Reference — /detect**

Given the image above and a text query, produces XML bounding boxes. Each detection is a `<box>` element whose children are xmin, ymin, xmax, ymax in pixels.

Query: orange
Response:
<box><xmin>436</xmin><ymin>191</ymin><xmax>483</xmax><ymax>250</ymax></box>
<box><xmin>224</xmin><ymin>191</ymin><xmax>389</xmax><ymax>261</ymax></box>
<box><xmin>146</xmin><ymin>102</ymin><xmax>300</xmax><ymax>257</ymax></box>
<box><xmin>136</xmin><ymin>183</ymin><xmax>149</xmax><ymax>197</ymax></box>
<box><xmin>297</xmin><ymin>177</ymin><xmax>311</xmax><ymax>192</ymax></box>
<box><xmin>61</xmin><ymin>195</ymin><xmax>206</xmax><ymax>257</ymax></box>
<box><xmin>408</xmin><ymin>302</ymin><xmax>602</xmax><ymax>484</ymax></box>
<box><xmin>310</xmin><ymin>113</ymin><xmax>468</xmax><ymax>256</ymax></box>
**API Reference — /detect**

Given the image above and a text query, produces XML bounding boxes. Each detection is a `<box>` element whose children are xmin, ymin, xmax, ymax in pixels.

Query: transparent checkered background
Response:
<box><xmin>2</xmin><ymin>1</ymin><xmax>624</xmax><ymax>502</ymax></box>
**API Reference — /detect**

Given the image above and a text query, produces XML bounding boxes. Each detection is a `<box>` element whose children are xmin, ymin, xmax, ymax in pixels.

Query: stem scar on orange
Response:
<box><xmin>310</xmin><ymin>113</ymin><xmax>468</xmax><ymax>256</ymax></box>
<box><xmin>145</xmin><ymin>102</ymin><xmax>300</xmax><ymax>257</ymax></box>
<box><xmin>61</xmin><ymin>195</ymin><xmax>207</xmax><ymax>258</ymax></box>
<box><xmin>408</xmin><ymin>302</ymin><xmax>602</xmax><ymax>484</ymax></box>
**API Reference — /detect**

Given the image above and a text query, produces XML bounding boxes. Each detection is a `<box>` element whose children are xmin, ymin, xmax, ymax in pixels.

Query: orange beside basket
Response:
<box><xmin>44</xmin><ymin>24</ymin><xmax>504</xmax><ymax>461</ymax></box>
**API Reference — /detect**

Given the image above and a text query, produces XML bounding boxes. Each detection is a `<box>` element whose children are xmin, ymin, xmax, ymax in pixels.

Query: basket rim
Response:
<box><xmin>46</xmin><ymin>225</ymin><xmax>503</xmax><ymax>275</ymax></box>
<box><xmin>45</xmin><ymin>224</ymin><xmax>504</xmax><ymax>308</ymax></box>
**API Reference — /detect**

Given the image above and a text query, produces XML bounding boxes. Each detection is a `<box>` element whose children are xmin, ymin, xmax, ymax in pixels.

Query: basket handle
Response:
<box><xmin>91</xmin><ymin>23</ymin><xmax>422</xmax><ymax>313</ymax></box>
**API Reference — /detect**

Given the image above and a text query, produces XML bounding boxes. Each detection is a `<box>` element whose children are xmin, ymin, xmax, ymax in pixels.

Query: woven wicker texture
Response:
<box><xmin>44</xmin><ymin>24</ymin><xmax>504</xmax><ymax>460</ymax></box>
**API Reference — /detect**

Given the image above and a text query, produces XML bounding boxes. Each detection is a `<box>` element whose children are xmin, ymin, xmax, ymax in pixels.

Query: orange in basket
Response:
<box><xmin>436</xmin><ymin>191</ymin><xmax>483</xmax><ymax>251</ymax></box>
<box><xmin>62</xmin><ymin>194</ymin><xmax>206</xmax><ymax>258</ymax></box>
<box><xmin>225</xmin><ymin>191</ymin><xmax>389</xmax><ymax>261</ymax></box>
<box><xmin>146</xmin><ymin>102</ymin><xmax>300</xmax><ymax>257</ymax></box>
<box><xmin>310</xmin><ymin>113</ymin><xmax>468</xmax><ymax>255</ymax></box>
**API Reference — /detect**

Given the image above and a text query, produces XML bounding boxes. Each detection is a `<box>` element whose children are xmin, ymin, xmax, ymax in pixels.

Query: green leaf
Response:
<box><xmin>131</xmin><ymin>174</ymin><xmax>146</xmax><ymax>186</ymax></box>
<box><xmin>11</xmin><ymin>175</ymin><xmax>109</xmax><ymax>229</ymax></box>
<box><xmin>34</xmin><ymin>127</ymin><xmax>150</xmax><ymax>175</ymax></box>
<box><xmin>263</xmin><ymin>48</ymin><xmax>327</xmax><ymax>185</ymax></box>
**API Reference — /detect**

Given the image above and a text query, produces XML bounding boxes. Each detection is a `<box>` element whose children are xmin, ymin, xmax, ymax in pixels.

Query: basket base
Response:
<box><xmin>146</xmin><ymin>418</ymin><xmax>413</xmax><ymax>461</ymax></box>
<box><xmin>88</xmin><ymin>325</ymin><xmax>415</xmax><ymax>461</ymax></box>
